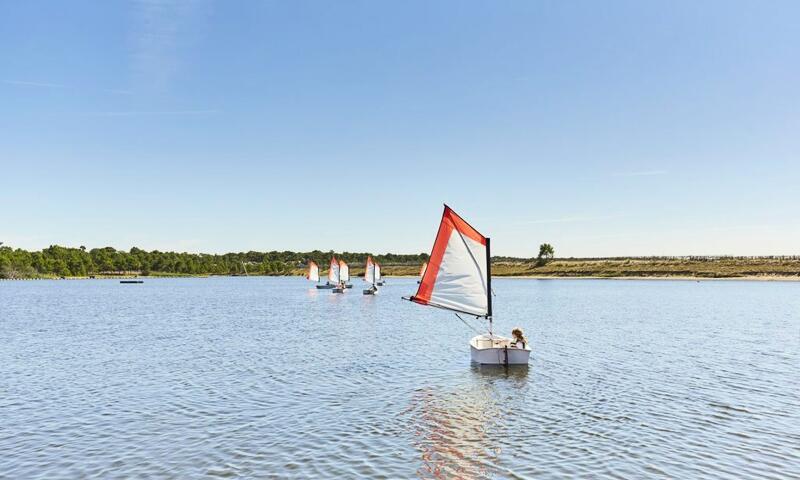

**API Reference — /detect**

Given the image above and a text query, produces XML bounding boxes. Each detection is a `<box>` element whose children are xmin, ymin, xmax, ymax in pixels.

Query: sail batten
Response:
<box><xmin>411</xmin><ymin>205</ymin><xmax>490</xmax><ymax>317</ymax></box>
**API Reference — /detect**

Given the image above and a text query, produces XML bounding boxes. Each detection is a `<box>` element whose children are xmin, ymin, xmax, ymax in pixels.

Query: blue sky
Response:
<box><xmin>1</xmin><ymin>1</ymin><xmax>798</xmax><ymax>257</ymax></box>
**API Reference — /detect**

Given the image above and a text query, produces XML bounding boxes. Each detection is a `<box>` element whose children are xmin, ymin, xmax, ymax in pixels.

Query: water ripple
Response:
<box><xmin>1</xmin><ymin>277</ymin><xmax>799</xmax><ymax>478</ymax></box>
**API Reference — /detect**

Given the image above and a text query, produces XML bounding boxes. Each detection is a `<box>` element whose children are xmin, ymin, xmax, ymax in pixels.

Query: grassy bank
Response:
<box><xmin>489</xmin><ymin>257</ymin><xmax>800</xmax><ymax>279</ymax></box>
<box><xmin>287</xmin><ymin>257</ymin><xmax>800</xmax><ymax>280</ymax></box>
<box><xmin>337</xmin><ymin>257</ymin><xmax>800</xmax><ymax>280</ymax></box>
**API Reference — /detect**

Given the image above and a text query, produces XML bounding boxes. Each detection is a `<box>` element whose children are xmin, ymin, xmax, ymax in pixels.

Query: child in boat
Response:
<box><xmin>511</xmin><ymin>328</ymin><xmax>527</xmax><ymax>349</ymax></box>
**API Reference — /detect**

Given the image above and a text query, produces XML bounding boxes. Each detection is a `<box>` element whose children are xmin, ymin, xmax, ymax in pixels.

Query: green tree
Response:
<box><xmin>91</xmin><ymin>247</ymin><xmax>116</xmax><ymax>272</ymax></box>
<box><xmin>537</xmin><ymin>243</ymin><xmax>555</xmax><ymax>266</ymax></box>
<box><xmin>0</xmin><ymin>244</ymin><xmax>442</xmax><ymax>278</ymax></box>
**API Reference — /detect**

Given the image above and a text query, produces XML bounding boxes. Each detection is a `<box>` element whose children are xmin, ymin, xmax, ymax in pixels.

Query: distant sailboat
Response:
<box><xmin>404</xmin><ymin>205</ymin><xmax>531</xmax><ymax>365</ymax></box>
<box><xmin>341</xmin><ymin>259</ymin><xmax>353</xmax><ymax>288</ymax></box>
<box><xmin>317</xmin><ymin>256</ymin><xmax>338</xmax><ymax>289</ymax></box>
<box><xmin>334</xmin><ymin>259</ymin><xmax>350</xmax><ymax>293</ymax></box>
<box><xmin>417</xmin><ymin>262</ymin><xmax>427</xmax><ymax>284</ymax></box>
<box><xmin>375</xmin><ymin>260</ymin><xmax>385</xmax><ymax>286</ymax></box>
<box><xmin>363</xmin><ymin>256</ymin><xmax>377</xmax><ymax>295</ymax></box>
<box><xmin>331</xmin><ymin>257</ymin><xmax>344</xmax><ymax>293</ymax></box>
<box><xmin>307</xmin><ymin>261</ymin><xmax>319</xmax><ymax>284</ymax></box>
<box><xmin>341</xmin><ymin>260</ymin><xmax>352</xmax><ymax>287</ymax></box>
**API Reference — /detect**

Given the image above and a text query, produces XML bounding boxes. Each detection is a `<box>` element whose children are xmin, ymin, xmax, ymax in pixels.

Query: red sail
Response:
<box><xmin>411</xmin><ymin>205</ymin><xmax>490</xmax><ymax>317</ymax></box>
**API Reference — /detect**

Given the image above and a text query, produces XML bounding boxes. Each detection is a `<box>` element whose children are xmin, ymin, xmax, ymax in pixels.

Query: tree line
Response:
<box><xmin>0</xmin><ymin>244</ymin><xmax>430</xmax><ymax>279</ymax></box>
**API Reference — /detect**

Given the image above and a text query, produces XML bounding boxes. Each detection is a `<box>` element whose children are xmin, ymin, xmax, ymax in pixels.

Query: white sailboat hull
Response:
<box><xmin>469</xmin><ymin>334</ymin><xmax>530</xmax><ymax>365</ymax></box>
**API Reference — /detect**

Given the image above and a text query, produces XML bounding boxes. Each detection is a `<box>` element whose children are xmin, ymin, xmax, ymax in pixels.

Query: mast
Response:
<box><xmin>486</xmin><ymin>237</ymin><xmax>492</xmax><ymax>335</ymax></box>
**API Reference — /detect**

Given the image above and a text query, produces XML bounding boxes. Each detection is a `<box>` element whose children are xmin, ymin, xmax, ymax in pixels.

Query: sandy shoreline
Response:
<box><xmin>502</xmin><ymin>275</ymin><xmax>800</xmax><ymax>282</ymax></box>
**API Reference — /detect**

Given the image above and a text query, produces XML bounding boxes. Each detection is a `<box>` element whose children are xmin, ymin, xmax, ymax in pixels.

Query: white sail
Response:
<box><xmin>339</xmin><ymin>260</ymin><xmax>350</xmax><ymax>282</ymax></box>
<box><xmin>374</xmin><ymin>262</ymin><xmax>381</xmax><ymax>281</ymax></box>
<box><xmin>410</xmin><ymin>205</ymin><xmax>490</xmax><ymax>317</ymax></box>
<box><xmin>307</xmin><ymin>261</ymin><xmax>319</xmax><ymax>282</ymax></box>
<box><xmin>364</xmin><ymin>256</ymin><xmax>375</xmax><ymax>284</ymax></box>
<box><xmin>329</xmin><ymin>256</ymin><xmax>340</xmax><ymax>284</ymax></box>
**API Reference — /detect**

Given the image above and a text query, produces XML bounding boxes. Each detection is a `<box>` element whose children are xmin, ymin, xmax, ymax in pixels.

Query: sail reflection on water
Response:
<box><xmin>402</xmin><ymin>367</ymin><xmax>529</xmax><ymax>478</ymax></box>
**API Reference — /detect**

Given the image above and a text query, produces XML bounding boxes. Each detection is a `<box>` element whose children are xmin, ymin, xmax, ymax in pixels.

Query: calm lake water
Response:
<box><xmin>1</xmin><ymin>277</ymin><xmax>799</xmax><ymax>479</ymax></box>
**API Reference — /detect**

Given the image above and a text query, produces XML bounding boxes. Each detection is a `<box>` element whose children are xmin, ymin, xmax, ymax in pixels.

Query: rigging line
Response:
<box><xmin>403</xmin><ymin>296</ymin><xmax>488</xmax><ymax>318</ymax></box>
<box><xmin>454</xmin><ymin>313</ymin><xmax>482</xmax><ymax>335</ymax></box>
<box><xmin>453</xmin><ymin>228</ymin><xmax>489</xmax><ymax>302</ymax></box>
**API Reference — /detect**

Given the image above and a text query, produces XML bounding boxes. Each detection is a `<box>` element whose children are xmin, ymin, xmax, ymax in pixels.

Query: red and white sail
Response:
<box><xmin>329</xmin><ymin>256</ymin><xmax>340</xmax><ymax>283</ymax></box>
<box><xmin>410</xmin><ymin>205</ymin><xmax>491</xmax><ymax>317</ymax></box>
<box><xmin>307</xmin><ymin>261</ymin><xmax>319</xmax><ymax>282</ymax></box>
<box><xmin>419</xmin><ymin>262</ymin><xmax>427</xmax><ymax>278</ymax></box>
<box><xmin>364</xmin><ymin>256</ymin><xmax>375</xmax><ymax>284</ymax></box>
<box><xmin>339</xmin><ymin>260</ymin><xmax>350</xmax><ymax>282</ymax></box>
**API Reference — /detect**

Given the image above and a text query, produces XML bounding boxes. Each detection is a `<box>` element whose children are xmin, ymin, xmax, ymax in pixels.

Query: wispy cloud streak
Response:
<box><xmin>130</xmin><ymin>0</ymin><xmax>211</xmax><ymax>88</ymax></box>
<box><xmin>513</xmin><ymin>214</ymin><xmax>626</xmax><ymax>225</ymax></box>
<box><xmin>82</xmin><ymin>109</ymin><xmax>218</xmax><ymax>117</ymax></box>
<box><xmin>611</xmin><ymin>170</ymin><xmax>667</xmax><ymax>177</ymax></box>
<box><xmin>4</xmin><ymin>80</ymin><xmax>133</xmax><ymax>95</ymax></box>
<box><xmin>3</xmin><ymin>80</ymin><xmax>66</xmax><ymax>88</ymax></box>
